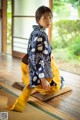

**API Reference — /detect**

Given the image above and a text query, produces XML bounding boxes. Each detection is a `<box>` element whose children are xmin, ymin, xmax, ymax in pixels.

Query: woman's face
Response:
<box><xmin>38</xmin><ymin>13</ymin><xmax>52</xmax><ymax>28</ymax></box>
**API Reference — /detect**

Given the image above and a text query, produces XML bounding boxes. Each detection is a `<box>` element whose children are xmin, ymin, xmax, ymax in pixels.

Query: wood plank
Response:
<box><xmin>0</xmin><ymin>54</ymin><xmax>80</xmax><ymax>120</ymax></box>
<box><xmin>32</xmin><ymin>86</ymin><xmax>72</xmax><ymax>101</ymax></box>
<box><xmin>2</xmin><ymin>0</ymin><xmax>7</xmax><ymax>53</ymax></box>
<box><xmin>60</xmin><ymin>70</ymin><xmax>80</xmax><ymax>80</ymax></box>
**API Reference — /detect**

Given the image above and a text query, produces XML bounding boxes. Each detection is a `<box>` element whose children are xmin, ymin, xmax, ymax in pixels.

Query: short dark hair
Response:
<box><xmin>35</xmin><ymin>6</ymin><xmax>53</xmax><ymax>23</ymax></box>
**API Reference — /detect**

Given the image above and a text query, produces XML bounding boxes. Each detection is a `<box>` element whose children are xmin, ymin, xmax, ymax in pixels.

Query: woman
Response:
<box><xmin>8</xmin><ymin>6</ymin><xmax>64</xmax><ymax>112</ymax></box>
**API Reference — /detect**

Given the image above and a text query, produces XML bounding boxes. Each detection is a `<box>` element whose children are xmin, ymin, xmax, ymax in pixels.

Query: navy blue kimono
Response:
<box><xmin>27</xmin><ymin>25</ymin><xmax>53</xmax><ymax>87</ymax></box>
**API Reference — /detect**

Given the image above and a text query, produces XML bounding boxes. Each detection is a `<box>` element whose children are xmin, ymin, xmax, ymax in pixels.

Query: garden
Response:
<box><xmin>52</xmin><ymin>0</ymin><xmax>80</xmax><ymax>75</ymax></box>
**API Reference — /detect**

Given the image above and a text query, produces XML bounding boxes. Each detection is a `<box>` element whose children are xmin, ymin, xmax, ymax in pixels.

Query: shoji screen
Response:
<box><xmin>12</xmin><ymin>0</ymin><xmax>50</xmax><ymax>58</ymax></box>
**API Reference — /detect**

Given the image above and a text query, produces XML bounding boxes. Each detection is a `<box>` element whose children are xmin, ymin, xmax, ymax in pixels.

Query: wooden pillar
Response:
<box><xmin>48</xmin><ymin>0</ymin><xmax>53</xmax><ymax>43</ymax></box>
<box><xmin>2</xmin><ymin>0</ymin><xmax>7</xmax><ymax>53</ymax></box>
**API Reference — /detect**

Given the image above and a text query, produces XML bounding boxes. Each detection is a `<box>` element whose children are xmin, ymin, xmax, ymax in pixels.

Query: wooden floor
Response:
<box><xmin>0</xmin><ymin>53</ymin><xmax>80</xmax><ymax>120</ymax></box>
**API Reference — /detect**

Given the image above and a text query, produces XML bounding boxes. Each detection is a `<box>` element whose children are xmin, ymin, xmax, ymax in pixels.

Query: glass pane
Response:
<box><xmin>14</xmin><ymin>0</ymin><xmax>49</xmax><ymax>16</ymax></box>
<box><xmin>13</xmin><ymin>38</ymin><xmax>28</xmax><ymax>53</ymax></box>
<box><xmin>52</xmin><ymin>0</ymin><xmax>80</xmax><ymax>75</ymax></box>
<box><xmin>13</xmin><ymin>17</ymin><xmax>36</xmax><ymax>39</ymax></box>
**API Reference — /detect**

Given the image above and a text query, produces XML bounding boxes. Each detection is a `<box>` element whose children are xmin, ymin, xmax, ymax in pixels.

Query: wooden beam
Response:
<box><xmin>48</xmin><ymin>0</ymin><xmax>53</xmax><ymax>43</ymax></box>
<box><xmin>2</xmin><ymin>0</ymin><xmax>7</xmax><ymax>53</ymax></box>
<box><xmin>12</xmin><ymin>51</ymin><xmax>25</xmax><ymax>59</ymax></box>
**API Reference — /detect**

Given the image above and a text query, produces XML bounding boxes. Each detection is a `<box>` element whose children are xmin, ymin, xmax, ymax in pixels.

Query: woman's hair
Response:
<box><xmin>35</xmin><ymin>6</ymin><xmax>53</xmax><ymax>23</ymax></box>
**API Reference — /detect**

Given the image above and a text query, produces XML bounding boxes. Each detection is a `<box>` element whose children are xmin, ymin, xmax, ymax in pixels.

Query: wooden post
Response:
<box><xmin>48</xmin><ymin>0</ymin><xmax>53</xmax><ymax>43</ymax></box>
<box><xmin>2</xmin><ymin>0</ymin><xmax>7</xmax><ymax>53</ymax></box>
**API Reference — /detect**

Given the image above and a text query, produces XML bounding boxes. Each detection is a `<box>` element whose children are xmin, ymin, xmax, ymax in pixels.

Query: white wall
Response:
<box><xmin>13</xmin><ymin>0</ymin><xmax>49</xmax><ymax>53</ymax></box>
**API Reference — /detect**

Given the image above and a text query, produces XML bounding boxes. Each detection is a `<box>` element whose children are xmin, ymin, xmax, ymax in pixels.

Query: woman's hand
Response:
<box><xmin>40</xmin><ymin>78</ymin><xmax>51</xmax><ymax>90</ymax></box>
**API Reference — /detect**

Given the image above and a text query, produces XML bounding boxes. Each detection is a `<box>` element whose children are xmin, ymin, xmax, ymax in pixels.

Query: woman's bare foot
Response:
<box><xmin>7</xmin><ymin>100</ymin><xmax>25</xmax><ymax>112</ymax></box>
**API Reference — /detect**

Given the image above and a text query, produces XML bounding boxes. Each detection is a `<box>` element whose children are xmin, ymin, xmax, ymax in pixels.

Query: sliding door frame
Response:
<box><xmin>12</xmin><ymin>0</ymin><xmax>53</xmax><ymax>58</ymax></box>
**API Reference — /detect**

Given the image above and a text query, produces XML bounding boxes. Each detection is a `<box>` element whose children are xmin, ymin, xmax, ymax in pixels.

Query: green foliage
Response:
<box><xmin>52</xmin><ymin>20</ymin><xmax>80</xmax><ymax>57</ymax></box>
<box><xmin>54</xmin><ymin>0</ymin><xmax>80</xmax><ymax>6</ymax></box>
<box><xmin>78</xmin><ymin>5</ymin><xmax>80</xmax><ymax>17</ymax></box>
<box><xmin>53</xmin><ymin>0</ymin><xmax>80</xmax><ymax>18</ymax></box>
<box><xmin>52</xmin><ymin>0</ymin><xmax>80</xmax><ymax>73</ymax></box>
<box><xmin>53</xmin><ymin>1</ymin><xmax>71</xmax><ymax>18</ymax></box>
<box><xmin>69</xmin><ymin>37</ymin><xmax>80</xmax><ymax>56</ymax></box>
<box><xmin>7</xmin><ymin>0</ymin><xmax>12</xmax><ymax>42</ymax></box>
<box><xmin>53</xmin><ymin>48</ymin><xmax>71</xmax><ymax>62</ymax></box>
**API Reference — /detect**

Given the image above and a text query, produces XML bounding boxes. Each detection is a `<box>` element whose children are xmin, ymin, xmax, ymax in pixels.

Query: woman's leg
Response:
<box><xmin>10</xmin><ymin>58</ymin><xmax>61</xmax><ymax>112</ymax></box>
<box><xmin>8</xmin><ymin>85</ymin><xmax>33</xmax><ymax>112</ymax></box>
<box><xmin>21</xmin><ymin>62</ymin><xmax>30</xmax><ymax>86</ymax></box>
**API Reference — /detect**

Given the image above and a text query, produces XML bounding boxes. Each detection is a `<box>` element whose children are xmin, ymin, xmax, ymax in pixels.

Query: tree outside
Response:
<box><xmin>52</xmin><ymin>0</ymin><xmax>80</xmax><ymax>75</ymax></box>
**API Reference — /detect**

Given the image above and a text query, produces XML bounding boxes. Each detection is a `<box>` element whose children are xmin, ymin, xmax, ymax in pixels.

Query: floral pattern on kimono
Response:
<box><xmin>27</xmin><ymin>25</ymin><xmax>53</xmax><ymax>87</ymax></box>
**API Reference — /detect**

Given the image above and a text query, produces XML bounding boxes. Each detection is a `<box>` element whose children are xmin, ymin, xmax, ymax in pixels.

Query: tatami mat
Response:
<box><xmin>0</xmin><ymin>95</ymin><xmax>8</xmax><ymax>108</ymax></box>
<box><xmin>0</xmin><ymin>89</ymin><xmax>57</xmax><ymax>120</ymax></box>
<box><xmin>0</xmin><ymin>82</ymin><xmax>76</xmax><ymax>120</ymax></box>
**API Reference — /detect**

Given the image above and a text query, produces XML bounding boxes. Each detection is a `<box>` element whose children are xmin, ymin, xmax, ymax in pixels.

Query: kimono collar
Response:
<box><xmin>33</xmin><ymin>25</ymin><xmax>45</xmax><ymax>32</ymax></box>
